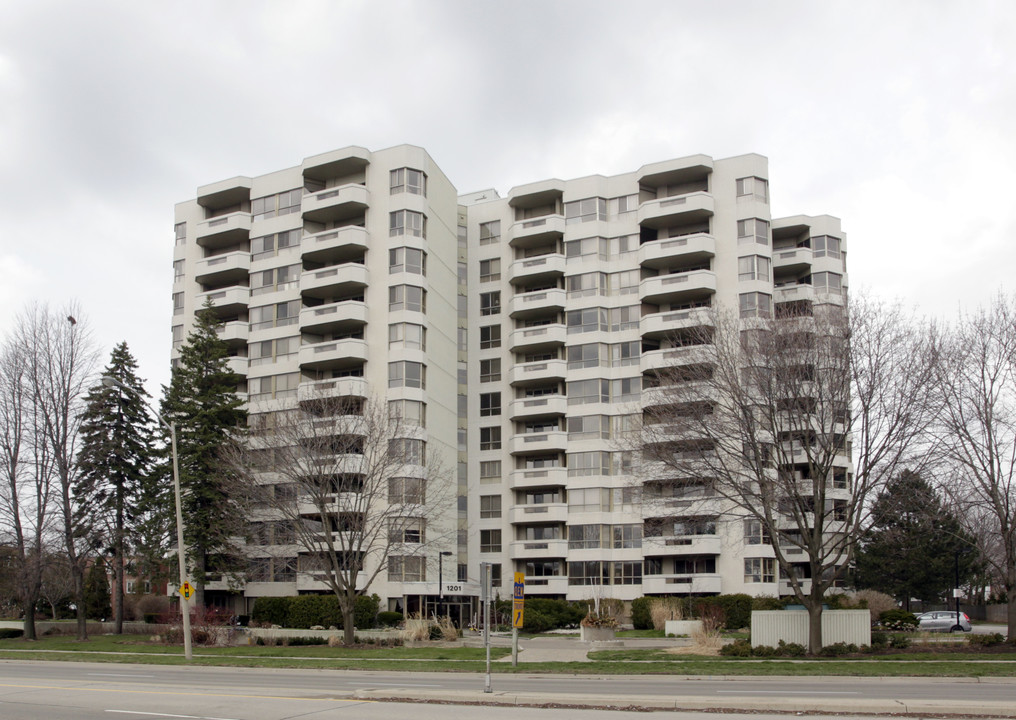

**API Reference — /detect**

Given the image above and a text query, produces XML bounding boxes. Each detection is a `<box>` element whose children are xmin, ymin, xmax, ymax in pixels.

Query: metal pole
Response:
<box><xmin>481</xmin><ymin>562</ymin><xmax>491</xmax><ymax>693</ymax></box>
<box><xmin>438</xmin><ymin>552</ymin><xmax>443</xmax><ymax>619</ymax></box>
<box><xmin>170</xmin><ymin>422</ymin><xmax>193</xmax><ymax>661</ymax></box>
<box><xmin>511</xmin><ymin>626</ymin><xmax>518</xmax><ymax>667</ymax></box>
<box><xmin>955</xmin><ymin>549</ymin><xmax>961</xmax><ymax>631</ymax></box>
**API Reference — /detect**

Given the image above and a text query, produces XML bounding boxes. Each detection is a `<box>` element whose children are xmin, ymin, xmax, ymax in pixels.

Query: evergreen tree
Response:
<box><xmin>160</xmin><ymin>303</ymin><xmax>246</xmax><ymax>608</ymax></box>
<box><xmin>854</xmin><ymin>470</ymin><xmax>979</xmax><ymax>608</ymax></box>
<box><xmin>74</xmin><ymin>342</ymin><xmax>158</xmax><ymax>633</ymax></box>
<box><xmin>84</xmin><ymin>558</ymin><xmax>111</xmax><ymax>620</ymax></box>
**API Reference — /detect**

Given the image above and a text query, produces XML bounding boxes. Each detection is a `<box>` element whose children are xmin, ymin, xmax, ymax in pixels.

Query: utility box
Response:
<box><xmin>751</xmin><ymin>609</ymin><xmax>871</xmax><ymax>648</ymax></box>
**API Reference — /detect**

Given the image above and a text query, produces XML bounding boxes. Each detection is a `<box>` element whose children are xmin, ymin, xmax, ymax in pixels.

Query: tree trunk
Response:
<box><xmin>1008</xmin><ymin>565</ymin><xmax>1016</xmax><ymax>642</ymax></box>
<box><xmin>805</xmin><ymin>589</ymin><xmax>824</xmax><ymax>655</ymax></box>
<box><xmin>22</xmin><ymin>603</ymin><xmax>37</xmax><ymax>641</ymax></box>
<box><xmin>73</xmin><ymin>563</ymin><xmax>88</xmax><ymax>640</ymax></box>
<box><xmin>343</xmin><ymin>597</ymin><xmax>355</xmax><ymax>646</ymax></box>
<box><xmin>114</xmin><ymin>527</ymin><xmax>125</xmax><ymax>634</ymax></box>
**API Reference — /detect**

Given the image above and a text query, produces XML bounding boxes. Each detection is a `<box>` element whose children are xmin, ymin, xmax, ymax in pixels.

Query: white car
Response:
<box><xmin>915</xmin><ymin>610</ymin><xmax>971</xmax><ymax>632</ymax></box>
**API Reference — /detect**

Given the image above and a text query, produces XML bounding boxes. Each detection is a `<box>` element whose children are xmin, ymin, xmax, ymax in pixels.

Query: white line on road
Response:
<box><xmin>89</xmin><ymin>674</ymin><xmax>155</xmax><ymax>678</ymax></box>
<box><xmin>106</xmin><ymin>711</ymin><xmax>240</xmax><ymax>720</ymax></box>
<box><xmin>716</xmin><ymin>690</ymin><xmax>860</xmax><ymax>695</ymax></box>
<box><xmin>358</xmin><ymin>683</ymin><xmax>443</xmax><ymax>687</ymax></box>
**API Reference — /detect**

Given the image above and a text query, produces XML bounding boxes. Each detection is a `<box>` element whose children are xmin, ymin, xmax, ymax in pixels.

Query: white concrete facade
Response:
<box><xmin>173</xmin><ymin>146</ymin><xmax>849</xmax><ymax>612</ymax></box>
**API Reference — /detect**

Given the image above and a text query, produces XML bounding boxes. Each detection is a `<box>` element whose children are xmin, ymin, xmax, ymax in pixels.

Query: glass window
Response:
<box><xmin>566</xmin><ymin>272</ymin><xmax>606</xmax><ymax>298</ymax></box>
<box><xmin>564</xmin><ymin>197</ymin><xmax>607</xmax><ymax>224</ymax></box>
<box><xmin>479</xmin><ymin>258</ymin><xmax>501</xmax><ymax>283</ymax></box>
<box><xmin>389</xmin><ymin>209</ymin><xmax>426</xmax><ymax>238</ymax></box>
<box><xmin>388</xmin><ymin>399</ymin><xmax>426</xmax><ymax>428</ymax></box>
<box><xmin>390</xmin><ymin>168</ymin><xmax>426</xmax><ymax>196</ymax></box>
<box><xmin>567</xmin><ymin>451</ymin><xmax>610</xmax><ymax>477</ymax></box>
<box><xmin>388</xmin><ymin>361</ymin><xmax>426</xmax><ymax>389</ymax></box>
<box><xmin>479</xmin><ymin>324</ymin><xmax>501</xmax><ymax>349</ymax></box>
<box><xmin>480</xmin><ymin>392</ymin><xmax>501</xmax><ymax>417</ymax></box>
<box><xmin>173</xmin><ymin>259</ymin><xmax>184</xmax><ymax>282</ymax></box>
<box><xmin>479</xmin><ymin>460</ymin><xmax>501</xmax><ymax>479</ymax></box>
<box><xmin>567</xmin><ymin>343</ymin><xmax>603</xmax><ymax>369</ymax></box>
<box><xmin>480</xmin><ymin>358</ymin><xmax>501</xmax><ymax>383</ymax></box>
<box><xmin>613</xmin><ymin>524</ymin><xmax>642</xmax><ymax>549</ymax></box>
<box><xmin>388</xmin><ymin>322</ymin><xmax>426</xmax><ymax>350</ymax></box>
<box><xmin>174</xmin><ymin>222</ymin><xmax>186</xmax><ymax>246</ymax></box>
<box><xmin>739</xmin><ymin>292</ymin><xmax>773</xmax><ymax>318</ymax></box>
<box><xmin>736</xmin><ymin>176</ymin><xmax>769</xmax><ymax>202</ymax></box>
<box><xmin>480</xmin><ymin>495</ymin><xmax>502</xmax><ymax>518</ymax></box>
<box><xmin>480</xmin><ymin>291</ymin><xmax>501</xmax><ymax>316</ymax></box>
<box><xmin>388</xmin><ymin>476</ymin><xmax>425</xmax><ymax>504</ymax></box>
<box><xmin>389</xmin><ymin>247</ymin><xmax>426</xmax><ymax>275</ymax></box>
<box><xmin>744</xmin><ymin>519</ymin><xmax>771</xmax><ymax>545</ymax></box>
<box><xmin>388</xmin><ymin>555</ymin><xmax>426</xmax><ymax>582</ymax></box>
<box><xmin>567</xmin><ymin>415</ymin><xmax>609</xmax><ymax>440</ymax></box>
<box><xmin>609</xmin><ymin>305</ymin><xmax>639</xmax><ymax>331</ymax></box>
<box><xmin>252</xmin><ymin>189</ymin><xmax>301</xmax><ymax>221</ymax></box>
<box><xmin>738</xmin><ymin>255</ymin><xmax>771</xmax><ymax>282</ymax></box>
<box><xmin>812</xmin><ymin>235</ymin><xmax>842</xmax><ymax>259</ymax></box>
<box><xmin>480</xmin><ymin>529</ymin><xmax>501</xmax><ymax>553</ymax></box>
<box><xmin>568</xmin><ymin>526</ymin><xmax>608</xmax><ymax>550</ymax></box>
<box><xmin>567</xmin><ymin>378</ymin><xmax>608</xmax><ymax>405</ymax></box>
<box><xmin>480</xmin><ymin>426</ymin><xmax>501</xmax><ymax>451</ymax></box>
<box><xmin>737</xmin><ymin>218</ymin><xmax>770</xmax><ymax>245</ymax></box>
<box><xmin>608</xmin><ymin>194</ymin><xmax>639</xmax><ymax>217</ymax></box>
<box><xmin>744</xmin><ymin>557</ymin><xmax>775</xmax><ymax>583</ymax></box>
<box><xmin>251</xmin><ymin>263</ymin><xmax>301</xmax><ymax>295</ymax></box>
<box><xmin>389</xmin><ymin>285</ymin><xmax>426</xmax><ymax>313</ymax></box>
<box><xmin>171</xmin><ymin>325</ymin><xmax>184</xmax><ymax>350</ymax></box>
<box><xmin>566</xmin><ymin>307</ymin><xmax>607</xmax><ymax>334</ymax></box>
<box><xmin>479</xmin><ymin>220</ymin><xmax>501</xmax><ymax>245</ymax></box>
<box><xmin>172</xmin><ymin>292</ymin><xmax>184</xmax><ymax>315</ymax></box>
<box><xmin>812</xmin><ymin>272</ymin><xmax>843</xmax><ymax>295</ymax></box>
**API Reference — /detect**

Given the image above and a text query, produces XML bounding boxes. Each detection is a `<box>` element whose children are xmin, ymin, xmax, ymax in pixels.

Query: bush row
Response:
<box><xmin>631</xmin><ymin>594</ymin><xmax>790</xmax><ymax>631</ymax></box>
<box><xmin>250</xmin><ymin>593</ymin><xmax>381</xmax><ymax>629</ymax></box>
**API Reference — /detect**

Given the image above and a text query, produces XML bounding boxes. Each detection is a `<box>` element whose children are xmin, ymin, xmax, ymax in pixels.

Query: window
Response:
<box><xmin>480</xmin><ymin>426</ymin><xmax>501</xmax><ymax>451</ymax></box>
<box><xmin>739</xmin><ymin>292</ymin><xmax>772</xmax><ymax>318</ymax></box>
<box><xmin>526</xmin><ymin>560</ymin><xmax>563</xmax><ymax>577</ymax></box>
<box><xmin>479</xmin><ymin>324</ymin><xmax>501</xmax><ymax>349</ymax></box>
<box><xmin>173</xmin><ymin>259</ymin><xmax>184</xmax><ymax>282</ymax></box>
<box><xmin>480</xmin><ymin>291</ymin><xmax>501</xmax><ymax>316</ymax></box>
<box><xmin>249</xmin><ymin>373</ymin><xmax>299</xmax><ymax>400</ymax></box>
<box><xmin>567</xmin><ymin>378</ymin><xmax>608</xmax><ymax>405</ymax></box>
<box><xmin>172</xmin><ymin>292</ymin><xmax>184</xmax><ymax>315</ymax></box>
<box><xmin>388</xmin><ymin>555</ymin><xmax>426</xmax><ymax>582</ymax></box>
<box><xmin>174</xmin><ymin>222</ymin><xmax>186</xmax><ymax>246</ymax></box>
<box><xmin>251</xmin><ymin>336</ymin><xmax>298</xmax><ymax>366</ymax></box>
<box><xmin>812</xmin><ymin>235</ymin><xmax>842</xmax><ymax>259</ymax></box>
<box><xmin>614</xmin><ymin>561</ymin><xmax>642</xmax><ymax>585</ymax></box>
<box><xmin>480</xmin><ymin>529</ymin><xmax>502</xmax><ymax>553</ymax></box>
<box><xmin>566</xmin><ymin>272</ymin><xmax>606</xmax><ymax>298</ymax></box>
<box><xmin>569</xmin><ymin>525</ymin><xmax>608</xmax><ymax>549</ymax></box>
<box><xmin>388</xmin><ymin>399</ymin><xmax>426</xmax><ymax>428</ymax></box>
<box><xmin>480</xmin><ymin>495</ymin><xmax>501</xmax><ymax>518</ymax></box>
<box><xmin>388</xmin><ymin>361</ymin><xmax>426</xmax><ymax>389</ymax></box>
<box><xmin>480</xmin><ymin>392</ymin><xmax>501</xmax><ymax>416</ymax></box>
<box><xmin>737</xmin><ymin>255</ymin><xmax>771</xmax><ymax>282</ymax></box>
<box><xmin>388</xmin><ymin>247</ymin><xmax>426</xmax><ymax>275</ymax></box>
<box><xmin>564</xmin><ymin>197</ymin><xmax>606</xmax><ymax>224</ymax></box>
<box><xmin>388</xmin><ymin>476</ymin><xmax>425</xmax><ymax>505</ymax></box>
<box><xmin>736</xmin><ymin>176</ymin><xmax>769</xmax><ymax>202</ymax></box>
<box><xmin>389</xmin><ymin>209</ymin><xmax>426</xmax><ymax>238</ymax></box>
<box><xmin>479</xmin><ymin>460</ymin><xmax>501</xmax><ymax>479</ymax></box>
<box><xmin>389</xmin><ymin>516</ymin><xmax>425</xmax><ymax>544</ymax></box>
<box><xmin>608</xmin><ymin>269</ymin><xmax>639</xmax><ymax>295</ymax></box>
<box><xmin>252</xmin><ymin>189</ymin><xmax>301</xmax><ymax>221</ymax></box>
<box><xmin>479</xmin><ymin>220</ymin><xmax>501</xmax><ymax>245</ymax></box>
<box><xmin>566</xmin><ymin>307</ymin><xmax>607</xmax><ymax>334</ymax></box>
<box><xmin>251</xmin><ymin>230</ymin><xmax>301</xmax><ymax>260</ymax></box>
<box><xmin>390</xmin><ymin>168</ymin><xmax>426</xmax><ymax>196</ymax></box>
<box><xmin>737</xmin><ymin>218</ymin><xmax>770</xmax><ymax>245</ymax></box>
<box><xmin>744</xmin><ymin>557</ymin><xmax>775</xmax><ymax>583</ymax></box>
<box><xmin>613</xmin><ymin>524</ymin><xmax>642</xmax><ymax>549</ymax></box>
<box><xmin>172</xmin><ymin>325</ymin><xmax>184</xmax><ymax>351</ymax></box>
<box><xmin>389</xmin><ymin>285</ymin><xmax>426</xmax><ymax>312</ymax></box>
<box><xmin>479</xmin><ymin>258</ymin><xmax>501</xmax><ymax>283</ymax></box>
<box><xmin>609</xmin><ymin>306</ymin><xmax>639</xmax><ymax>332</ymax></box>
<box><xmin>388</xmin><ymin>322</ymin><xmax>426</xmax><ymax>350</ymax></box>
<box><xmin>480</xmin><ymin>358</ymin><xmax>501</xmax><ymax>383</ymax></box>
<box><xmin>812</xmin><ymin>272</ymin><xmax>843</xmax><ymax>295</ymax></box>
<box><xmin>567</xmin><ymin>344</ymin><xmax>603</xmax><ymax>369</ymax></box>
<box><xmin>251</xmin><ymin>263</ymin><xmax>301</xmax><ymax>295</ymax></box>
<box><xmin>608</xmin><ymin>194</ymin><xmax>639</xmax><ymax>217</ymax></box>
<box><xmin>744</xmin><ymin>519</ymin><xmax>771</xmax><ymax>545</ymax></box>
<box><xmin>610</xmin><ymin>341</ymin><xmax>639</xmax><ymax>367</ymax></box>
<box><xmin>390</xmin><ymin>438</ymin><xmax>426</xmax><ymax>465</ymax></box>
<box><xmin>568</xmin><ymin>560</ymin><xmax>608</xmax><ymax>585</ymax></box>
<box><xmin>568</xmin><ymin>451</ymin><xmax>610</xmax><ymax>477</ymax></box>
<box><xmin>523</xmin><ymin>454</ymin><xmax>561</xmax><ymax>469</ymax></box>
<box><xmin>567</xmin><ymin>415</ymin><xmax>609</xmax><ymax>440</ymax></box>
<box><xmin>251</xmin><ymin>300</ymin><xmax>300</xmax><ymax>330</ymax></box>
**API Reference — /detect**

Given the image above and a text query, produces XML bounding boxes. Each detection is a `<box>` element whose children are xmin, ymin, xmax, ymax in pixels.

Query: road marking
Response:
<box><xmin>106</xmin><ymin>712</ymin><xmax>240</xmax><ymax>720</ymax></box>
<box><xmin>90</xmin><ymin>674</ymin><xmax>155</xmax><ymax>678</ymax></box>
<box><xmin>717</xmin><ymin>690</ymin><xmax>860</xmax><ymax>695</ymax></box>
<box><xmin>0</xmin><ymin>683</ymin><xmax>371</xmax><ymax>704</ymax></box>
<box><xmin>358</xmin><ymin>682</ymin><xmax>442</xmax><ymax>687</ymax></box>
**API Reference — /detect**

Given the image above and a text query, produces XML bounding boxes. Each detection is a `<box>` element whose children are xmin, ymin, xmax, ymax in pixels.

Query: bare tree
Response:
<box><xmin>39</xmin><ymin>551</ymin><xmax>76</xmax><ymax>620</ymax></box>
<box><xmin>639</xmin><ymin>295</ymin><xmax>938</xmax><ymax>652</ymax></box>
<box><xmin>935</xmin><ymin>293</ymin><xmax>1016</xmax><ymax>638</ymax></box>
<box><xmin>227</xmin><ymin>392</ymin><xmax>453</xmax><ymax>644</ymax></box>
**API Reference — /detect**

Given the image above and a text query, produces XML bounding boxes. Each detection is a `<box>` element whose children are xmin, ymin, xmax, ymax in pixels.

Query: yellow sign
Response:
<box><xmin>179</xmin><ymin>582</ymin><xmax>193</xmax><ymax>599</ymax></box>
<box><xmin>512</xmin><ymin>573</ymin><xmax>525</xmax><ymax>628</ymax></box>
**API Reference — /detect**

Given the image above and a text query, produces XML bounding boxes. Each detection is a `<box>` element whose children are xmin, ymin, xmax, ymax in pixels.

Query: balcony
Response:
<box><xmin>509</xmin><ymin>394</ymin><xmax>567</xmax><ymax>419</ymax></box>
<box><xmin>509</xmin><ymin>430</ymin><xmax>568</xmax><ymax>455</ymax></box>
<box><xmin>643</xmin><ymin>535</ymin><xmax>722</xmax><ymax>556</ymax></box>
<box><xmin>300</xmin><ymin>263</ymin><xmax>369</xmax><ymax>300</ymax></box>
<box><xmin>509</xmin><ymin>539</ymin><xmax>568</xmax><ymax>560</ymax></box>
<box><xmin>642</xmin><ymin>573</ymin><xmax>722</xmax><ymax>595</ymax></box>
<box><xmin>507</xmin><ymin>254</ymin><xmax>566</xmax><ymax>285</ymax></box>
<box><xmin>640</xmin><ymin>309</ymin><xmax>713</xmax><ymax>341</ymax></box>
<box><xmin>637</xmin><ymin>192</ymin><xmax>714</xmax><ymax>230</ymax></box>
<box><xmin>301</xmin><ymin>184</ymin><xmax>369</xmax><ymax>225</ymax></box>
<box><xmin>197</xmin><ymin>286</ymin><xmax>249</xmax><ymax>316</ymax></box>
<box><xmin>301</xmin><ymin>226</ymin><xmax>369</xmax><ymax>265</ymax></box>
<box><xmin>224</xmin><ymin>356</ymin><xmax>248</xmax><ymax>376</ymax></box>
<box><xmin>299</xmin><ymin>300</ymin><xmax>368</xmax><ymax>334</ymax></box>
<box><xmin>640</xmin><ymin>270</ymin><xmax>716</xmax><ymax>306</ymax></box>
<box><xmin>772</xmin><ymin>246</ymin><xmax>813</xmax><ymax>273</ymax></box>
<box><xmin>509</xmin><ymin>359</ymin><xmax>567</xmax><ymax>387</ymax></box>
<box><xmin>509</xmin><ymin>323</ymin><xmax>566</xmax><ymax>353</ymax></box>
<box><xmin>195</xmin><ymin>251</ymin><xmax>251</xmax><ymax>286</ymax></box>
<box><xmin>298</xmin><ymin>338</ymin><xmax>369</xmax><ymax>372</ymax></box>
<box><xmin>509</xmin><ymin>288</ymin><xmax>566</xmax><ymax>319</ymax></box>
<box><xmin>297</xmin><ymin>377</ymin><xmax>369</xmax><ymax>405</ymax></box>
<box><xmin>509</xmin><ymin>215</ymin><xmax>565</xmax><ymax>248</ymax></box>
<box><xmin>511</xmin><ymin>467</ymin><xmax>567</xmax><ymax>489</ymax></box>
<box><xmin>195</xmin><ymin>212</ymin><xmax>251</xmax><ymax>250</ymax></box>
<box><xmin>214</xmin><ymin>320</ymin><xmax>249</xmax><ymax>349</ymax></box>
<box><xmin>296</xmin><ymin>570</ymin><xmax>367</xmax><ymax>592</ymax></box>
<box><xmin>638</xmin><ymin>233</ymin><xmax>716</xmax><ymax>270</ymax></box>
<box><xmin>509</xmin><ymin>503</ymin><xmax>568</xmax><ymax>525</ymax></box>
<box><xmin>519</xmin><ymin>576</ymin><xmax>568</xmax><ymax>595</ymax></box>
<box><xmin>640</xmin><ymin>342</ymin><xmax>713</xmax><ymax>373</ymax></box>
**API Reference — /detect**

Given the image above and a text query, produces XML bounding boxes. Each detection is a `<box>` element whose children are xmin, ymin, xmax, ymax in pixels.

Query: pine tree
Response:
<box><xmin>160</xmin><ymin>303</ymin><xmax>247</xmax><ymax>608</ymax></box>
<box><xmin>74</xmin><ymin>342</ymin><xmax>159</xmax><ymax>633</ymax></box>
<box><xmin>854</xmin><ymin>470</ymin><xmax>979</xmax><ymax>609</ymax></box>
<box><xmin>84</xmin><ymin>558</ymin><xmax>111</xmax><ymax>620</ymax></box>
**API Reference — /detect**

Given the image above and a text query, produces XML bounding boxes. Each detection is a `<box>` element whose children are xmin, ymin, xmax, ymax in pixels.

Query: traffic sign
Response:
<box><xmin>179</xmin><ymin>582</ymin><xmax>193</xmax><ymax>599</ymax></box>
<box><xmin>512</xmin><ymin>573</ymin><xmax>524</xmax><ymax>628</ymax></box>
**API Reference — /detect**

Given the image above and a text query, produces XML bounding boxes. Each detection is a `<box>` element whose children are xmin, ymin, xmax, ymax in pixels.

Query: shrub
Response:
<box><xmin>889</xmin><ymin>633</ymin><xmax>911</xmax><ymax>649</ymax></box>
<box><xmin>690</xmin><ymin>598</ymin><xmax>727</xmax><ymax>630</ymax></box>
<box><xmin>716</xmin><ymin>594</ymin><xmax>752</xmax><ymax>630</ymax></box>
<box><xmin>850</xmin><ymin>590</ymin><xmax>897</xmax><ymax>624</ymax></box>
<box><xmin>377</xmin><ymin>611</ymin><xmax>403</xmax><ymax>627</ymax></box>
<box><xmin>878</xmin><ymin>609</ymin><xmax>918</xmax><ymax>632</ymax></box>
<box><xmin>631</xmin><ymin>597</ymin><xmax>652</xmax><ymax>630</ymax></box>
<box><xmin>969</xmin><ymin>632</ymin><xmax>1005</xmax><ymax>647</ymax></box>
<box><xmin>777</xmin><ymin>640</ymin><xmax>806</xmax><ymax>656</ymax></box>
<box><xmin>719</xmin><ymin>638</ymin><xmax>752</xmax><ymax>657</ymax></box>
<box><xmin>0</xmin><ymin>629</ymin><xmax>24</xmax><ymax>639</ymax></box>
<box><xmin>354</xmin><ymin>594</ymin><xmax>381</xmax><ymax>629</ymax></box>
<box><xmin>752</xmin><ymin>644</ymin><xmax>777</xmax><ymax>657</ymax></box>
<box><xmin>819</xmin><ymin>642</ymin><xmax>857</xmax><ymax>656</ymax></box>
<box><xmin>521</xmin><ymin>608</ymin><xmax>554</xmax><ymax>633</ymax></box>
<box><xmin>287</xmin><ymin>595</ymin><xmax>336</xmax><ymax>629</ymax></box>
<box><xmin>751</xmin><ymin>595</ymin><xmax>788</xmax><ymax>611</ymax></box>
<box><xmin>285</xmin><ymin>636</ymin><xmax>329</xmax><ymax>646</ymax></box>
<box><xmin>870</xmin><ymin>631</ymin><xmax>888</xmax><ymax>649</ymax></box>
<box><xmin>649</xmin><ymin>597</ymin><xmax>683</xmax><ymax>630</ymax></box>
<box><xmin>427</xmin><ymin>624</ymin><xmax>443</xmax><ymax>640</ymax></box>
<box><xmin>251</xmin><ymin>597</ymin><xmax>289</xmax><ymax>626</ymax></box>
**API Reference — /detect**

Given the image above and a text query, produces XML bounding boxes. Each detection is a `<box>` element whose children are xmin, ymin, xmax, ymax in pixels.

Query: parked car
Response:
<box><xmin>914</xmin><ymin>610</ymin><xmax>971</xmax><ymax>632</ymax></box>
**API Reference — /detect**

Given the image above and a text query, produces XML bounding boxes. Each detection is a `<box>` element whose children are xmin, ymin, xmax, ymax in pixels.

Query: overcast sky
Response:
<box><xmin>1</xmin><ymin>0</ymin><xmax>1013</xmax><ymax>396</ymax></box>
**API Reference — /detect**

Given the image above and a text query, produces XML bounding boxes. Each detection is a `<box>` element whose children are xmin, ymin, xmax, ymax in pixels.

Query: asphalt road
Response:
<box><xmin>1</xmin><ymin>660</ymin><xmax>1015</xmax><ymax>718</ymax></box>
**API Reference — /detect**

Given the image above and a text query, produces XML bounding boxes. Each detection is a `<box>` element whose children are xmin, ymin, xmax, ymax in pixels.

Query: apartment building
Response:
<box><xmin>173</xmin><ymin>145</ymin><xmax>849</xmax><ymax>616</ymax></box>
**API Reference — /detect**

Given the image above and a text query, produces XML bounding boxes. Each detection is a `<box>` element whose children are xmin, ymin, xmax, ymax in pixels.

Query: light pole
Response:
<box><xmin>437</xmin><ymin>550</ymin><xmax>453</xmax><ymax>619</ymax></box>
<box><xmin>101</xmin><ymin>376</ymin><xmax>192</xmax><ymax>661</ymax></box>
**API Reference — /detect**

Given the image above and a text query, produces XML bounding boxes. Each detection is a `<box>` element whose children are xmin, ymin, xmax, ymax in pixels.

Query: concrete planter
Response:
<box><xmin>665</xmin><ymin>619</ymin><xmax>703</xmax><ymax>637</ymax></box>
<box><xmin>580</xmin><ymin>625</ymin><xmax>616</xmax><ymax>642</ymax></box>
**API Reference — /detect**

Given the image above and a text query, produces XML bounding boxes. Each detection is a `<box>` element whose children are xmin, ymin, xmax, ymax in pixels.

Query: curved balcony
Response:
<box><xmin>297</xmin><ymin>377</ymin><xmax>369</xmax><ymax>405</ymax></box>
<box><xmin>637</xmin><ymin>192</ymin><xmax>714</xmax><ymax>230</ymax></box>
<box><xmin>197</xmin><ymin>286</ymin><xmax>249</xmax><ymax>316</ymax></box>
<box><xmin>509</xmin><ymin>215</ymin><xmax>565</xmax><ymax>249</ymax></box>
<box><xmin>300</xmin><ymin>263</ymin><xmax>369</xmax><ymax>300</ymax></box>
<box><xmin>509</xmin><ymin>323</ymin><xmax>566</xmax><ymax>353</ymax></box>
<box><xmin>195</xmin><ymin>212</ymin><xmax>251</xmax><ymax>250</ymax></box>
<box><xmin>640</xmin><ymin>309</ymin><xmax>713</xmax><ymax>341</ymax></box>
<box><xmin>224</xmin><ymin>356</ymin><xmax>248</xmax><ymax>376</ymax></box>
<box><xmin>509</xmin><ymin>359</ymin><xmax>567</xmax><ymax>387</ymax></box>
<box><xmin>638</xmin><ymin>233</ymin><xmax>716</xmax><ymax>270</ymax></box>
<box><xmin>510</xmin><ymin>467</ymin><xmax>567</xmax><ymax>490</ymax></box>
<box><xmin>509</xmin><ymin>430</ymin><xmax>568</xmax><ymax>456</ymax></box>
<box><xmin>298</xmin><ymin>338</ymin><xmax>368</xmax><ymax>372</ymax></box>
<box><xmin>772</xmin><ymin>246</ymin><xmax>813</xmax><ymax>273</ymax></box>
<box><xmin>299</xmin><ymin>300</ymin><xmax>368</xmax><ymax>334</ymax></box>
<box><xmin>509</xmin><ymin>394</ymin><xmax>567</xmax><ymax>419</ymax></box>
<box><xmin>643</xmin><ymin>535</ymin><xmax>722</xmax><ymax>556</ymax></box>
<box><xmin>509</xmin><ymin>288</ymin><xmax>566</xmax><ymax>319</ymax></box>
<box><xmin>642</xmin><ymin>573</ymin><xmax>722</xmax><ymax>595</ymax></box>
<box><xmin>509</xmin><ymin>503</ymin><xmax>568</xmax><ymax>525</ymax></box>
<box><xmin>195</xmin><ymin>251</ymin><xmax>250</xmax><ymax>286</ymax></box>
<box><xmin>509</xmin><ymin>538</ymin><xmax>568</xmax><ymax>560</ymax></box>
<box><xmin>302</xmin><ymin>226</ymin><xmax>369</xmax><ymax>265</ymax></box>
<box><xmin>301</xmin><ymin>184</ymin><xmax>369</xmax><ymax>225</ymax></box>
<box><xmin>640</xmin><ymin>270</ymin><xmax>716</xmax><ymax>306</ymax></box>
<box><xmin>507</xmin><ymin>254</ymin><xmax>565</xmax><ymax>286</ymax></box>
<box><xmin>640</xmin><ymin>343</ymin><xmax>714</xmax><ymax>373</ymax></box>
<box><xmin>519</xmin><ymin>576</ymin><xmax>568</xmax><ymax>594</ymax></box>
<box><xmin>214</xmin><ymin>320</ymin><xmax>249</xmax><ymax>349</ymax></box>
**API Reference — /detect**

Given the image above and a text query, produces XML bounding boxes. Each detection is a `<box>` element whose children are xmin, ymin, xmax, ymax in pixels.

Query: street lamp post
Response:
<box><xmin>102</xmin><ymin>376</ymin><xmax>192</xmax><ymax>661</ymax></box>
<box><xmin>437</xmin><ymin>550</ymin><xmax>453</xmax><ymax>619</ymax></box>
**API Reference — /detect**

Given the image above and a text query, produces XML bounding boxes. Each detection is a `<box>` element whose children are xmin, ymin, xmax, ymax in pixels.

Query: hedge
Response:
<box><xmin>631</xmin><ymin>597</ymin><xmax>652</xmax><ymax>630</ymax></box>
<box><xmin>251</xmin><ymin>593</ymin><xmax>380</xmax><ymax>629</ymax></box>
